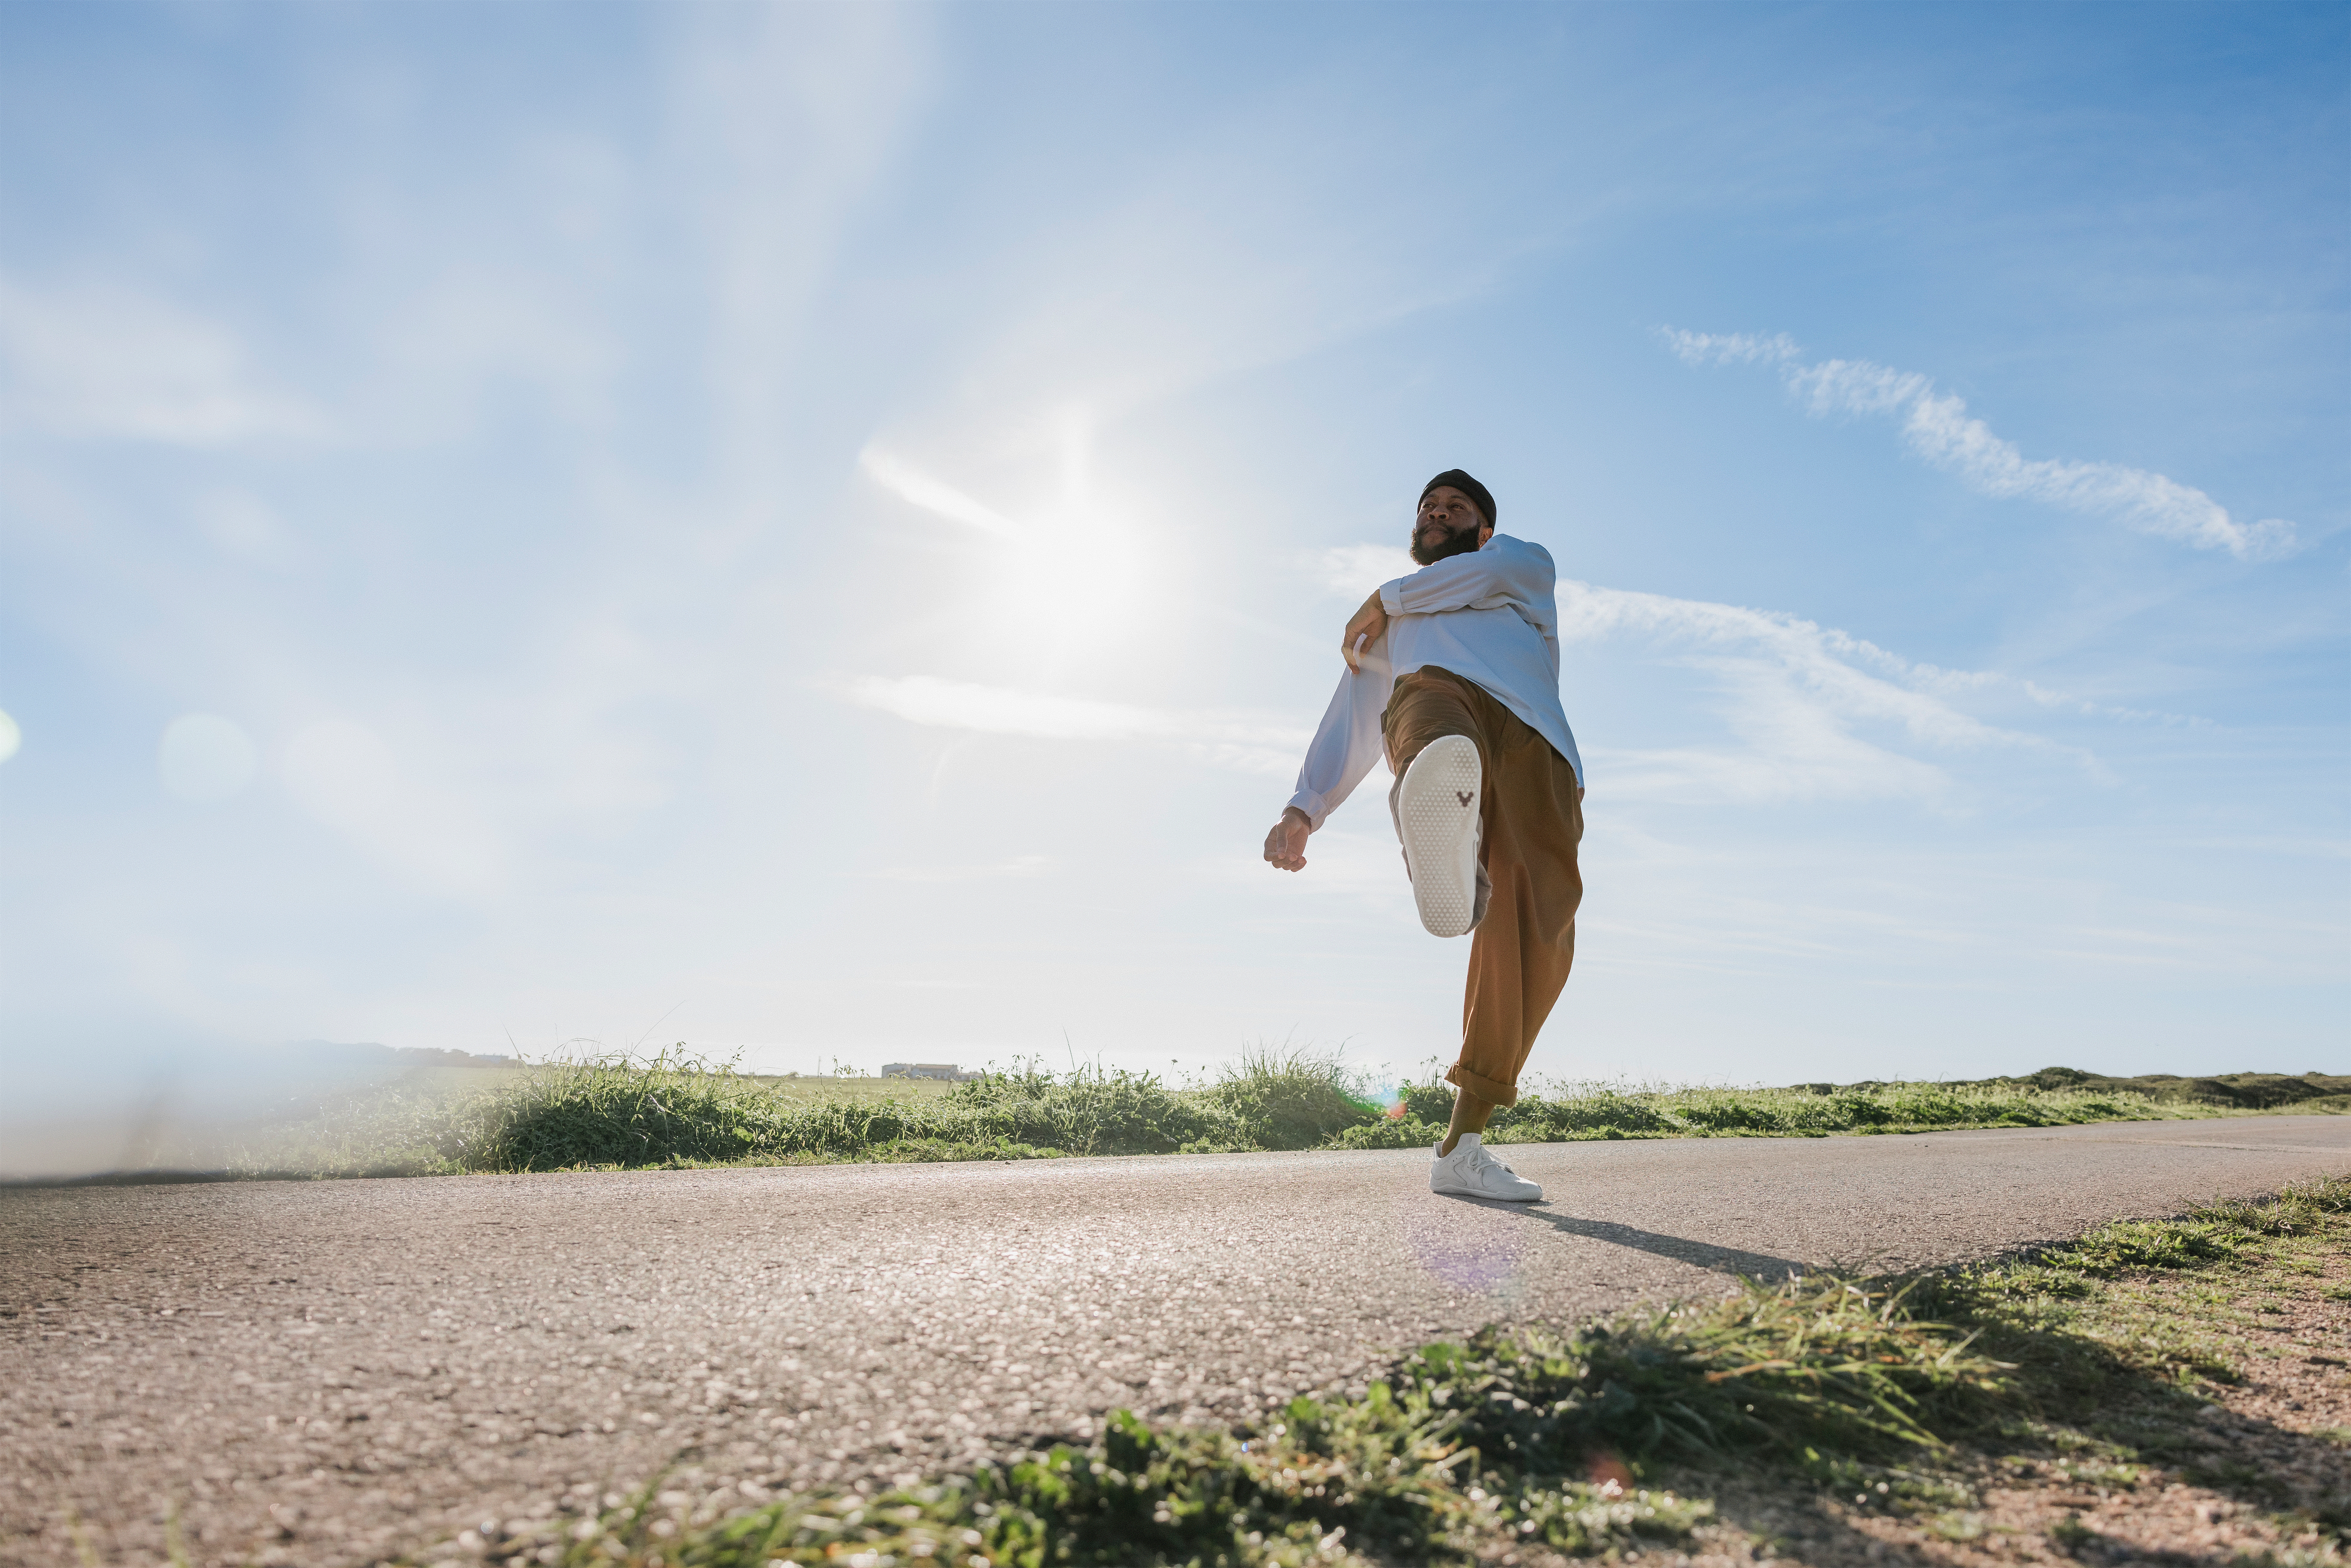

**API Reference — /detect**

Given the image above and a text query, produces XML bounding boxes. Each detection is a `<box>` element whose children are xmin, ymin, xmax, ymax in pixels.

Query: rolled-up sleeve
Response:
<box><xmin>1285</xmin><ymin>637</ymin><xmax>1392</xmax><ymax>831</ymax></box>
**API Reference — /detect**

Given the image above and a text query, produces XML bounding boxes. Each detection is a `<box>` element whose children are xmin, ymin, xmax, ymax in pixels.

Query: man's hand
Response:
<box><xmin>1342</xmin><ymin>590</ymin><xmax>1388</xmax><ymax>671</ymax></box>
<box><xmin>1263</xmin><ymin>807</ymin><xmax>1311</xmax><ymax>872</ymax></box>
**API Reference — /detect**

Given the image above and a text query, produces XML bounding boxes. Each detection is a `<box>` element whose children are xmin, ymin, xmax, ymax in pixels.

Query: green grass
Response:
<box><xmin>430</xmin><ymin>1269</ymin><xmax>1996</xmax><ymax>1568</ymax></box>
<box><xmin>1322</xmin><ymin>1072</ymin><xmax>2298</xmax><ymax>1156</ymax></box>
<box><xmin>199</xmin><ymin>1054</ymin><xmax>2341</xmax><ymax>1179</ymax></box>
<box><xmin>743</xmin><ymin>1074</ymin><xmax>964</xmax><ymax>1105</ymax></box>
<box><xmin>221</xmin><ymin>1048</ymin><xmax>1378</xmax><ymax>1176</ymax></box>
<box><xmin>426</xmin><ymin>1176</ymin><xmax>2350</xmax><ymax>1567</ymax></box>
<box><xmin>1452</xmin><ymin>1077</ymin><xmax>2325</xmax><ymax>1142</ymax></box>
<box><xmin>1914</xmin><ymin>1176</ymin><xmax>2351</xmax><ymax>1418</ymax></box>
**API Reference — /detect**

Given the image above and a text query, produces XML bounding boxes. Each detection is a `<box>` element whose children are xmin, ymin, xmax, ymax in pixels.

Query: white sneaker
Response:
<box><xmin>1429</xmin><ymin>1134</ymin><xmax>1543</xmax><ymax>1202</ymax></box>
<box><xmin>1396</xmin><ymin>735</ymin><xmax>1482</xmax><ymax>938</ymax></box>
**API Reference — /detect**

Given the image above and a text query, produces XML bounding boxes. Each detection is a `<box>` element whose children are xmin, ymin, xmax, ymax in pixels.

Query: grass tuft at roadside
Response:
<box><xmin>189</xmin><ymin>1054</ymin><xmax>2343</xmax><ymax>1181</ymax></box>
<box><xmin>437</xmin><ymin>1263</ymin><xmax>1968</xmax><ymax>1568</ymax></box>
<box><xmin>410</xmin><ymin>1176</ymin><xmax>2351</xmax><ymax>1568</ymax></box>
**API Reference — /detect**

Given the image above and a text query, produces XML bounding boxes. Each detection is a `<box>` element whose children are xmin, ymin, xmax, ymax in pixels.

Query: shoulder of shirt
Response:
<box><xmin>1483</xmin><ymin>533</ymin><xmax>1554</xmax><ymax>564</ymax></box>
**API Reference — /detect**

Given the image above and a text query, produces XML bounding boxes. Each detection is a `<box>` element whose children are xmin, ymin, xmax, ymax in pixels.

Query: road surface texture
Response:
<box><xmin>4</xmin><ymin>1116</ymin><xmax>2346</xmax><ymax>1567</ymax></box>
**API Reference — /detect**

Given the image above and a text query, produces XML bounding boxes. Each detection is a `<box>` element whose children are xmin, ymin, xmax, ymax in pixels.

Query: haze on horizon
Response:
<box><xmin>1</xmin><ymin>2</ymin><xmax>2343</xmax><ymax>1167</ymax></box>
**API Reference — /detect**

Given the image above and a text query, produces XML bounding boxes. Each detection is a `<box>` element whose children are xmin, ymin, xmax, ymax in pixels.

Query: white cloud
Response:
<box><xmin>1555</xmin><ymin>577</ymin><xmax>2066</xmax><ymax>804</ymax></box>
<box><xmin>859</xmin><ymin>443</ymin><xmax>1023</xmax><ymax>537</ymax></box>
<box><xmin>1784</xmin><ymin>357</ymin><xmax>1929</xmax><ymax>416</ymax></box>
<box><xmin>2013</xmin><ymin>681</ymin><xmax>2205</xmax><ymax>728</ymax></box>
<box><xmin>1658</xmin><ymin>329</ymin><xmax>1801</xmax><ymax>367</ymax></box>
<box><xmin>1664</xmin><ymin>328</ymin><xmax>2297</xmax><ymax>561</ymax></box>
<box><xmin>831</xmin><ymin>674</ymin><xmax>1308</xmax><ymax>777</ymax></box>
<box><xmin>1586</xmin><ymin>691</ymin><xmax>1951</xmax><ymax>805</ymax></box>
<box><xmin>0</xmin><ymin>274</ymin><xmax>325</xmax><ymax>446</ymax></box>
<box><xmin>1893</xmin><ymin>380</ymin><xmax>2294</xmax><ymax>559</ymax></box>
<box><xmin>836</xmin><ymin>571</ymin><xmax>2090</xmax><ymax>809</ymax></box>
<box><xmin>1302</xmin><ymin>543</ymin><xmax>1418</xmax><ymax>599</ymax></box>
<box><xmin>1559</xmin><ymin>580</ymin><xmax>2034</xmax><ymax>752</ymax></box>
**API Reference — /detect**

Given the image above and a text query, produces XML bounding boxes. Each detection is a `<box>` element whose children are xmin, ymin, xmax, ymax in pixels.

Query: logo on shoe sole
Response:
<box><xmin>1456</xmin><ymin>791</ymin><xmax>1473</xmax><ymax>807</ymax></box>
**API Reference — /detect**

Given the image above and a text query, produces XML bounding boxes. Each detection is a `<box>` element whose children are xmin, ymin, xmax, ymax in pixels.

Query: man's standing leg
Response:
<box><xmin>1449</xmin><ymin>703</ymin><xmax>1583</xmax><ymax>1134</ymax></box>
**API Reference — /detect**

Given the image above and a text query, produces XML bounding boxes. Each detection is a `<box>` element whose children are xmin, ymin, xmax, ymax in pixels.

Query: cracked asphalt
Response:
<box><xmin>5</xmin><ymin>1116</ymin><xmax>2345</xmax><ymax>1567</ymax></box>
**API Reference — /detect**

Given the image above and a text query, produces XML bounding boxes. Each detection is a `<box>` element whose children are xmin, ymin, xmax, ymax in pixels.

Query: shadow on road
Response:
<box><xmin>1442</xmin><ymin>1196</ymin><xmax>1809</xmax><ymax>1279</ymax></box>
<box><xmin>1530</xmin><ymin>1213</ymin><xmax>1809</xmax><ymax>1280</ymax></box>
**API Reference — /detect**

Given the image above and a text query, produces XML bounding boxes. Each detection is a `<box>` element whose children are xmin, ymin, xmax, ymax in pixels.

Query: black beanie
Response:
<box><xmin>1420</xmin><ymin>469</ymin><xmax>1496</xmax><ymax>527</ymax></box>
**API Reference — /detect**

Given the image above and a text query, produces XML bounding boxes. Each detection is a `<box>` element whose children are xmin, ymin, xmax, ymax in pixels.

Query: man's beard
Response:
<box><xmin>1410</xmin><ymin>520</ymin><xmax>1483</xmax><ymax>567</ymax></box>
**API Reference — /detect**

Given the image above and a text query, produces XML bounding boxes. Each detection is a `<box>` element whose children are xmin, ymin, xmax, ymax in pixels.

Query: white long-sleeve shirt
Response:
<box><xmin>1284</xmin><ymin>533</ymin><xmax>1584</xmax><ymax>831</ymax></box>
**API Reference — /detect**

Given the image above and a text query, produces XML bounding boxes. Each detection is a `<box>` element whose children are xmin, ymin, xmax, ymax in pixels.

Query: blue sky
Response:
<box><xmin>1</xmin><ymin>2</ymin><xmax>2343</xmax><ymax>1154</ymax></box>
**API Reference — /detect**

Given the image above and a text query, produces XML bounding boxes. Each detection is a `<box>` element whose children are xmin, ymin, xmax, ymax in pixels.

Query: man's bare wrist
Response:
<box><xmin>1282</xmin><ymin>807</ymin><xmax>1310</xmax><ymax>827</ymax></box>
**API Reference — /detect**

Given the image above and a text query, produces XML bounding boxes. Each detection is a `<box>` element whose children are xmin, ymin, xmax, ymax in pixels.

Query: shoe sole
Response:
<box><xmin>1397</xmin><ymin>735</ymin><xmax>1482</xmax><ymax>938</ymax></box>
<box><xmin>1430</xmin><ymin>1173</ymin><xmax>1544</xmax><ymax>1202</ymax></box>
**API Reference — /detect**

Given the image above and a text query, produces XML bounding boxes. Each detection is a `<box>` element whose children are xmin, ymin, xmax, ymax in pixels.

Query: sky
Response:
<box><xmin>1</xmin><ymin>2</ymin><xmax>2344</xmax><ymax>1169</ymax></box>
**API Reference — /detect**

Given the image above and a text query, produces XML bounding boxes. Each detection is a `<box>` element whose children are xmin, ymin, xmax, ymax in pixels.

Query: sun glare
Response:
<box><xmin>864</xmin><ymin>418</ymin><xmax>1159</xmax><ymax>669</ymax></box>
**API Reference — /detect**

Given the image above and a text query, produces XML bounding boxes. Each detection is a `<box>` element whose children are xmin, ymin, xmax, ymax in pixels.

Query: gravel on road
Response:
<box><xmin>4</xmin><ymin>1116</ymin><xmax>2345</xmax><ymax>1568</ymax></box>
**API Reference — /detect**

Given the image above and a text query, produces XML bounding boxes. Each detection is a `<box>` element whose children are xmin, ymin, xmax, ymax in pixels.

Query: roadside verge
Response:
<box><xmin>141</xmin><ymin>1058</ymin><xmax>2350</xmax><ymax>1181</ymax></box>
<box><xmin>389</xmin><ymin>1176</ymin><xmax>2351</xmax><ymax>1568</ymax></box>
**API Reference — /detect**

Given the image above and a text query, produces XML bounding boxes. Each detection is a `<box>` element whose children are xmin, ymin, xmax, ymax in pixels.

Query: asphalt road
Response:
<box><xmin>5</xmin><ymin>1116</ymin><xmax>2346</xmax><ymax>1568</ymax></box>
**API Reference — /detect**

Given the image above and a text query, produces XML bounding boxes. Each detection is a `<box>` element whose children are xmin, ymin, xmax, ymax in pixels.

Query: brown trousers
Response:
<box><xmin>1382</xmin><ymin>667</ymin><xmax>1584</xmax><ymax>1108</ymax></box>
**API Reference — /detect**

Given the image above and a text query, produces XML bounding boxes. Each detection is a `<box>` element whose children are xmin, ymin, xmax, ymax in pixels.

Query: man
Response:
<box><xmin>1262</xmin><ymin>470</ymin><xmax>1584</xmax><ymax>1203</ymax></box>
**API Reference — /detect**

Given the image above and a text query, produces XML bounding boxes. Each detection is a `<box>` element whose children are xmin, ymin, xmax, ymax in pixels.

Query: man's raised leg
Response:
<box><xmin>1447</xmin><ymin>703</ymin><xmax>1584</xmax><ymax>1136</ymax></box>
<box><xmin>1382</xmin><ymin>670</ymin><xmax>1489</xmax><ymax>933</ymax></box>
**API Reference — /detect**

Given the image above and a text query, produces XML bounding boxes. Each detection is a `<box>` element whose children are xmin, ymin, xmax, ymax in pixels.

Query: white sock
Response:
<box><xmin>1454</xmin><ymin>1133</ymin><xmax>1480</xmax><ymax>1151</ymax></box>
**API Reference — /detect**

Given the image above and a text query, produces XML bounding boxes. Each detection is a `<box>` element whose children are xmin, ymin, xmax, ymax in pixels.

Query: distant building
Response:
<box><xmin>880</xmin><ymin>1062</ymin><xmax>984</xmax><ymax>1081</ymax></box>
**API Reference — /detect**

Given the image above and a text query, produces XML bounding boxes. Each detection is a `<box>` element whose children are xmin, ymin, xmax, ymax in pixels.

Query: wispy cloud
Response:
<box><xmin>830</xmin><ymin>674</ymin><xmax>1308</xmax><ymax>776</ymax></box>
<box><xmin>1659</xmin><ymin>329</ymin><xmax>1801</xmax><ymax>367</ymax></box>
<box><xmin>1555</xmin><ymin>578</ymin><xmax>2074</xmax><ymax>804</ymax></box>
<box><xmin>859</xmin><ymin>443</ymin><xmax>1024</xmax><ymax>537</ymax></box>
<box><xmin>1660</xmin><ymin>327</ymin><xmax>2297</xmax><ymax>561</ymax></box>
<box><xmin>839</xmin><ymin>567</ymin><xmax>2106</xmax><ymax>809</ymax></box>
<box><xmin>1561</xmin><ymin>580</ymin><xmax>2029</xmax><ymax>747</ymax></box>
<box><xmin>1574</xmin><ymin>580</ymin><xmax>2178</xmax><ymax>736</ymax></box>
<box><xmin>1301</xmin><ymin>543</ymin><xmax>1418</xmax><ymax>598</ymax></box>
<box><xmin>0</xmin><ymin>274</ymin><xmax>326</xmax><ymax>445</ymax></box>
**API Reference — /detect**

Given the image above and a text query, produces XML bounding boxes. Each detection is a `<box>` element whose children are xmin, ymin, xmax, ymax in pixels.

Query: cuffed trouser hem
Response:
<box><xmin>1444</xmin><ymin>1062</ymin><xmax>1520</xmax><ymax>1109</ymax></box>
